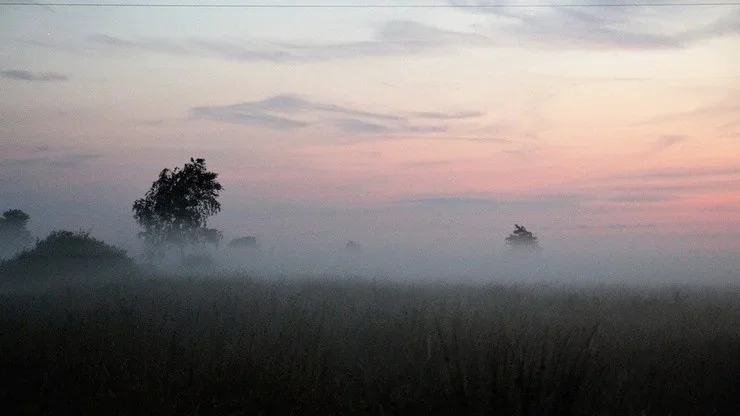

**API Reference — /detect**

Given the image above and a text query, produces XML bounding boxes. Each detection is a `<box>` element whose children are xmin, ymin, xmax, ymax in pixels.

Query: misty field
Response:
<box><xmin>2</xmin><ymin>275</ymin><xmax>740</xmax><ymax>415</ymax></box>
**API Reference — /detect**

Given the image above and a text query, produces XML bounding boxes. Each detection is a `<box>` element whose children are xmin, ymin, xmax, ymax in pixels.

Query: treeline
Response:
<box><xmin>2</xmin><ymin>157</ymin><xmax>542</xmax><ymax>282</ymax></box>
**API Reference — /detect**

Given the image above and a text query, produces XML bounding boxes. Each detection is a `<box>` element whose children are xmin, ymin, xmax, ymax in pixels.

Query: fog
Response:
<box><xmin>1</xmin><ymin>198</ymin><xmax>735</xmax><ymax>288</ymax></box>
<box><xmin>201</xmin><ymin>242</ymin><xmax>733</xmax><ymax>286</ymax></box>
<box><xmin>114</xmin><ymin>223</ymin><xmax>738</xmax><ymax>288</ymax></box>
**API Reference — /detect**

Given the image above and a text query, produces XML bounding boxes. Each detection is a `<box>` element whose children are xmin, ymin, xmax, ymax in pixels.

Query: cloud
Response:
<box><xmin>614</xmin><ymin>167</ymin><xmax>740</xmax><ymax>181</ymax></box>
<box><xmin>0</xmin><ymin>147</ymin><xmax>102</xmax><ymax>171</ymax></box>
<box><xmin>0</xmin><ymin>70</ymin><xmax>67</xmax><ymax>82</ymax></box>
<box><xmin>411</xmin><ymin>111</ymin><xmax>484</xmax><ymax>120</ymax></box>
<box><xmin>449</xmin><ymin>0</ymin><xmax>740</xmax><ymax>50</ymax></box>
<box><xmin>191</xmin><ymin>94</ymin><xmax>479</xmax><ymax>136</ymax></box>
<box><xmin>25</xmin><ymin>0</ymin><xmax>55</xmax><ymax>11</ymax></box>
<box><xmin>649</xmin><ymin>134</ymin><xmax>687</xmax><ymax>153</ymax></box>
<box><xmin>396</xmin><ymin>193</ymin><xmax>581</xmax><ymax>209</ymax></box>
<box><xmin>83</xmin><ymin>20</ymin><xmax>492</xmax><ymax>63</ymax></box>
<box><xmin>333</xmin><ymin>119</ymin><xmax>394</xmax><ymax>134</ymax></box>
<box><xmin>398</xmin><ymin>196</ymin><xmax>497</xmax><ymax>206</ymax></box>
<box><xmin>559</xmin><ymin>166</ymin><xmax>740</xmax><ymax>207</ymax></box>
<box><xmin>1</xmin><ymin>154</ymin><xmax>102</xmax><ymax>169</ymax></box>
<box><xmin>604</xmin><ymin>193</ymin><xmax>676</xmax><ymax>203</ymax></box>
<box><xmin>18</xmin><ymin>6</ymin><xmax>740</xmax><ymax>63</ymax></box>
<box><xmin>47</xmin><ymin>153</ymin><xmax>104</xmax><ymax>168</ymax></box>
<box><xmin>634</xmin><ymin>94</ymin><xmax>740</xmax><ymax>126</ymax></box>
<box><xmin>541</xmin><ymin>223</ymin><xmax>658</xmax><ymax>231</ymax></box>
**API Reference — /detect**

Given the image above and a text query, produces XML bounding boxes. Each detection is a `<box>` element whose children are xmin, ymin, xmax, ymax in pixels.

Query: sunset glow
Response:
<box><xmin>1</xmin><ymin>0</ymin><xmax>739</xmax><ymax>256</ymax></box>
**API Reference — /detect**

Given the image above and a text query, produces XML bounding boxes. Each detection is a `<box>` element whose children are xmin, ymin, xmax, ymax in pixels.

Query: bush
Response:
<box><xmin>182</xmin><ymin>253</ymin><xmax>215</xmax><ymax>270</ymax></box>
<box><xmin>0</xmin><ymin>230</ymin><xmax>138</xmax><ymax>282</ymax></box>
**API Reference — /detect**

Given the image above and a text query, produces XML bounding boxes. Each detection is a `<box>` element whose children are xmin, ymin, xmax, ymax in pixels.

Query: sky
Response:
<box><xmin>1</xmin><ymin>0</ymin><xmax>739</xmax><ymax>277</ymax></box>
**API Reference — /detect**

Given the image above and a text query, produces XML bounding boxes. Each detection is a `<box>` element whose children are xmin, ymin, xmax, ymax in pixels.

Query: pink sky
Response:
<box><xmin>1</xmin><ymin>1</ymin><xmax>739</xmax><ymax>260</ymax></box>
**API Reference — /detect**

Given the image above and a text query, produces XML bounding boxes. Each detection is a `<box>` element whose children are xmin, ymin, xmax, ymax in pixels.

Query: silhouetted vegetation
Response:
<box><xmin>181</xmin><ymin>253</ymin><xmax>216</xmax><ymax>271</ymax></box>
<box><xmin>1</xmin><ymin>275</ymin><xmax>739</xmax><ymax>415</ymax></box>
<box><xmin>0</xmin><ymin>209</ymin><xmax>32</xmax><ymax>259</ymax></box>
<box><xmin>229</xmin><ymin>235</ymin><xmax>258</xmax><ymax>249</ymax></box>
<box><xmin>0</xmin><ymin>230</ymin><xmax>137</xmax><ymax>282</ymax></box>
<box><xmin>346</xmin><ymin>240</ymin><xmax>361</xmax><ymax>252</ymax></box>
<box><xmin>506</xmin><ymin>224</ymin><xmax>540</xmax><ymax>250</ymax></box>
<box><xmin>132</xmin><ymin>157</ymin><xmax>223</xmax><ymax>263</ymax></box>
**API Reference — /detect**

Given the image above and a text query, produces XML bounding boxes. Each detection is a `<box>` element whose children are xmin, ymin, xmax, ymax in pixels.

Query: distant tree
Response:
<box><xmin>505</xmin><ymin>224</ymin><xmax>539</xmax><ymax>250</ymax></box>
<box><xmin>200</xmin><ymin>228</ymin><xmax>224</xmax><ymax>248</ymax></box>
<box><xmin>345</xmin><ymin>240</ymin><xmax>361</xmax><ymax>252</ymax></box>
<box><xmin>132</xmin><ymin>158</ymin><xmax>223</xmax><ymax>261</ymax></box>
<box><xmin>181</xmin><ymin>253</ymin><xmax>215</xmax><ymax>270</ymax></box>
<box><xmin>0</xmin><ymin>209</ymin><xmax>33</xmax><ymax>259</ymax></box>
<box><xmin>229</xmin><ymin>236</ymin><xmax>258</xmax><ymax>249</ymax></box>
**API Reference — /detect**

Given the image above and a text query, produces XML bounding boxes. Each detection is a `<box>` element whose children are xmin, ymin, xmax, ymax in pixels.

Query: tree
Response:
<box><xmin>505</xmin><ymin>224</ymin><xmax>539</xmax><ymax>250</ymax></box>
<box><xmin>200</xmin><ymin>228</ymin><xmax>224</xmax><ymax>249</ymax></box>
<box><xmin>345</xmin><ymin>240</ymin><xmax>361</xmax><ymax>252</ymax></box>
<box><xmin>132</xmin><ymin>158</ymin><xmax>223</xmax><ymax>260</ymax></box>
<box><xmin>0</xmin><ymin>209</ymin><xmax>32</xmax><ymax>259</ymax></box>
<box><xmin>229</xmin><ymin>236</ymin><xmax>258</xmax><ymax>249</ymax></box>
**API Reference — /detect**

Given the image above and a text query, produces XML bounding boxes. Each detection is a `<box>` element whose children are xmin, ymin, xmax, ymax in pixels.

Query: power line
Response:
<box><xmin>2</xmin><ymin>2</ymin><xmax>740</xmax><ymax>8</ymax></box>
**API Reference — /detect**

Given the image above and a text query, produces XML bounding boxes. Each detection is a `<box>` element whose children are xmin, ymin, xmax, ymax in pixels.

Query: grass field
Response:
<box><xmin>1</xmin><ymin>274</ymin><xmax>739</xmax><ymax>415</ymax></box>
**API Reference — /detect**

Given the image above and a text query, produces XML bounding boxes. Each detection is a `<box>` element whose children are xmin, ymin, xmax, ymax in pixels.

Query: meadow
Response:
<box><xmin>1</xmin><ymin>273</ymin><xmax>740</xmax><ymax>415</ymax></box>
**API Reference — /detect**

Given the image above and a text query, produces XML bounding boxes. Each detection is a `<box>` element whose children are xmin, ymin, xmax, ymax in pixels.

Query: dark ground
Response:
<box><xmin>1</xmin><ymin>275</ymin><xmax>739</xmax><ymax>415</ymax></box>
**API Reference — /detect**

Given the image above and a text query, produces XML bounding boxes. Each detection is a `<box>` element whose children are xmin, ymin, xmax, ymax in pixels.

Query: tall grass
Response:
<box><xmin>1</xmin><ymin>275</ymin><xmax>739</xmax><ymax>415</ymax></box>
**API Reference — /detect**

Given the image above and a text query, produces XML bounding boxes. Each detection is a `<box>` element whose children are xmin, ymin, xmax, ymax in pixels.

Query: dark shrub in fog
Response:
<box><xmin>0</xmin><ymin>230</ymin><xmax>138</xmax><ymax>282</ymax></box>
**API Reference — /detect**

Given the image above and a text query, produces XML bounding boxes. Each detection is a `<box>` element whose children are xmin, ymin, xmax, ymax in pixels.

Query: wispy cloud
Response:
<box><xmin>649</xmin><ymin>134</ymin><xmax>688</xmax><ymax>153</ymax></box>
<box><xmin>0</xmin><ymin>154</ymin><xmax>102</xmax><ymax>169</ymax></box>
<box><xmin>396</xmin><ymin>193</ymin><xmax>581</xmax><ymax>209</ymax></box>
<box><xmin>16</xmin><ymin>5</ymin><xmax>740</xmax><ymax>62</ymax></box>
<box><xmin>0</xmin><ymin>144</ymin><xmax>102</xmax><ymax>170</ymax></box>
<box><xmin>604</xmin><ymin>192</ymin><xmax>676</xmax><ymax>203</ymax></box>
<box><xmin>559</xmin><ymin>165</ymin><xmax>740</xmax><ymax>206</ymax></box>
<box><xmin>450</xmin><ymin>0</ymin><xmax>740</xmax><ymax>50</ymax></box>
<box><xmin>0</xmin><ymin>70</ymin><xmax>67</xmax><ymax>82</ymax></box>
<box><xmin>191</xmin><ymin>94</ymin><xmax>480</xmax><ymax>135</ymax></box>
<box><xmin>81</xmin><ymin>20</ymin><xmax>492</xmax><ymax>63</ymax></box>
<box><xmin>398</xmin><ymin>196</ymin><xmax>497</xmax><ymax>206</ymax></box>
<box><xmin>541</xmin><ymin>223</ymin><xmax>658</xmax><ymax>231</ymax></box>
<box><xmin>613</xmin><ymin>166</ymin><xmax>740</xmax><ymax>181</ymax></box>
<box><xmin>634</xmin><ymin>93</ymin><xmax>740</xmax><ymax>126</ymax></box>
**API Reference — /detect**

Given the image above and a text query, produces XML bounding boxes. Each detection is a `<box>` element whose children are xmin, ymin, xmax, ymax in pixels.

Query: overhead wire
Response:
<box><xmin>1</xmin><ymin>1</ymin><xmax>740</xmax><ymax>8</ymax></box>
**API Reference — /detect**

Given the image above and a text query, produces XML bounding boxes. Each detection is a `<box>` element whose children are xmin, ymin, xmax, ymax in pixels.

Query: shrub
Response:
<box><xmin>0</xmin><ymin>230</ymin><xmax>138</xmax><ymax>282</ymax></box>
<box><xmin>229</xmin><ymin>236</ymin><xmax>258</xmax><ymax>249</ymax></box>
<box><xmin>182</xmin><ymin>253</ymin><xmax>215</xmax><ymax>269</ymax></box>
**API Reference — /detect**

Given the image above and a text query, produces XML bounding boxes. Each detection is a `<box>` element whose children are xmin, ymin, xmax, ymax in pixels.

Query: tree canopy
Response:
<box><xmin>505</xmin><ymin>224</ymin><xmax>539</xmax><ymax>250</ymax></box>
<box><xmin>0</xmin><ymin>209</ymin><xmax>32</xmax><ymax>259</ymax></box>
<box><xmin>132</xmin><ymin>158</ymin><xmax>223</xmax><ymax>257</ymax></box>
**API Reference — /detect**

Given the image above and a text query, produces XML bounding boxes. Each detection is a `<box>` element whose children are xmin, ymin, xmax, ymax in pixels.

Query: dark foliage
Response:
<box><xmin>346</xmin><ymin>240</ymin><xmax>361</xmax><ymax>252</ymax></box>
<box><xmin>181</xmin><ymin>253</ymin><xmax>215</xmax><ymax>270</ymax></box>
<box><xmin>0</xmin><ymin>230</ymin><xmax>138</xmax><ymax>282</ymax></box>
<box><xmin>229</xmin><ymin>236</ymin><xmax>258</xmax><ymax>249</ymax></box>
<box><xmin>200</xmin><ymin>228</ymin><xmax>224</xmax><ymax>248</ymax></box>
<box><xmin>506</xmin><ymin>224</ymin><xmax>539</xmax><ymax>249</ymax></box>
<box><xmin>0</xmin><ymin>209</ymin><xmax>33</xmax><ymax>259</ymax></box>
<box><xmin>1</xmin><ymin>277</ymin><xmax>739</xmax><ymax>415</ymax></box>
<box><xmin>132</xmin><ymin>158</ymin><xmax>223</xmax><ymax>258</ymax></box>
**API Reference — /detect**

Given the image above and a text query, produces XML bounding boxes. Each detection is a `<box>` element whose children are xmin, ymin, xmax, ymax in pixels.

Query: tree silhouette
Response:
<box><xmin>229</xmin><ymin>236</ymin><xmax>258</xmax><ymax>249</ymax></box>
<box><xmin>200</xmin><ymin>228</ymin><xmax>224</xmax><ymax>248</ymax></box>
<box><xmin>505</xmin><ymin>224</ymin><xmax>539</xmax><ymax>250</ymax></box>
<box><xmin>345</xmin><ymin>240</ymin><xmax>361</xmax><ymax>252</ymax></box>
<box><xmin>132</xmin><ymin>158</ymin><xmax>223</xmax><ymax>260</ymax></box>
<box><xmin>0</xmin><ymin>209</ymin><xmax>32</xmax><ymax>259</ymax></box>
